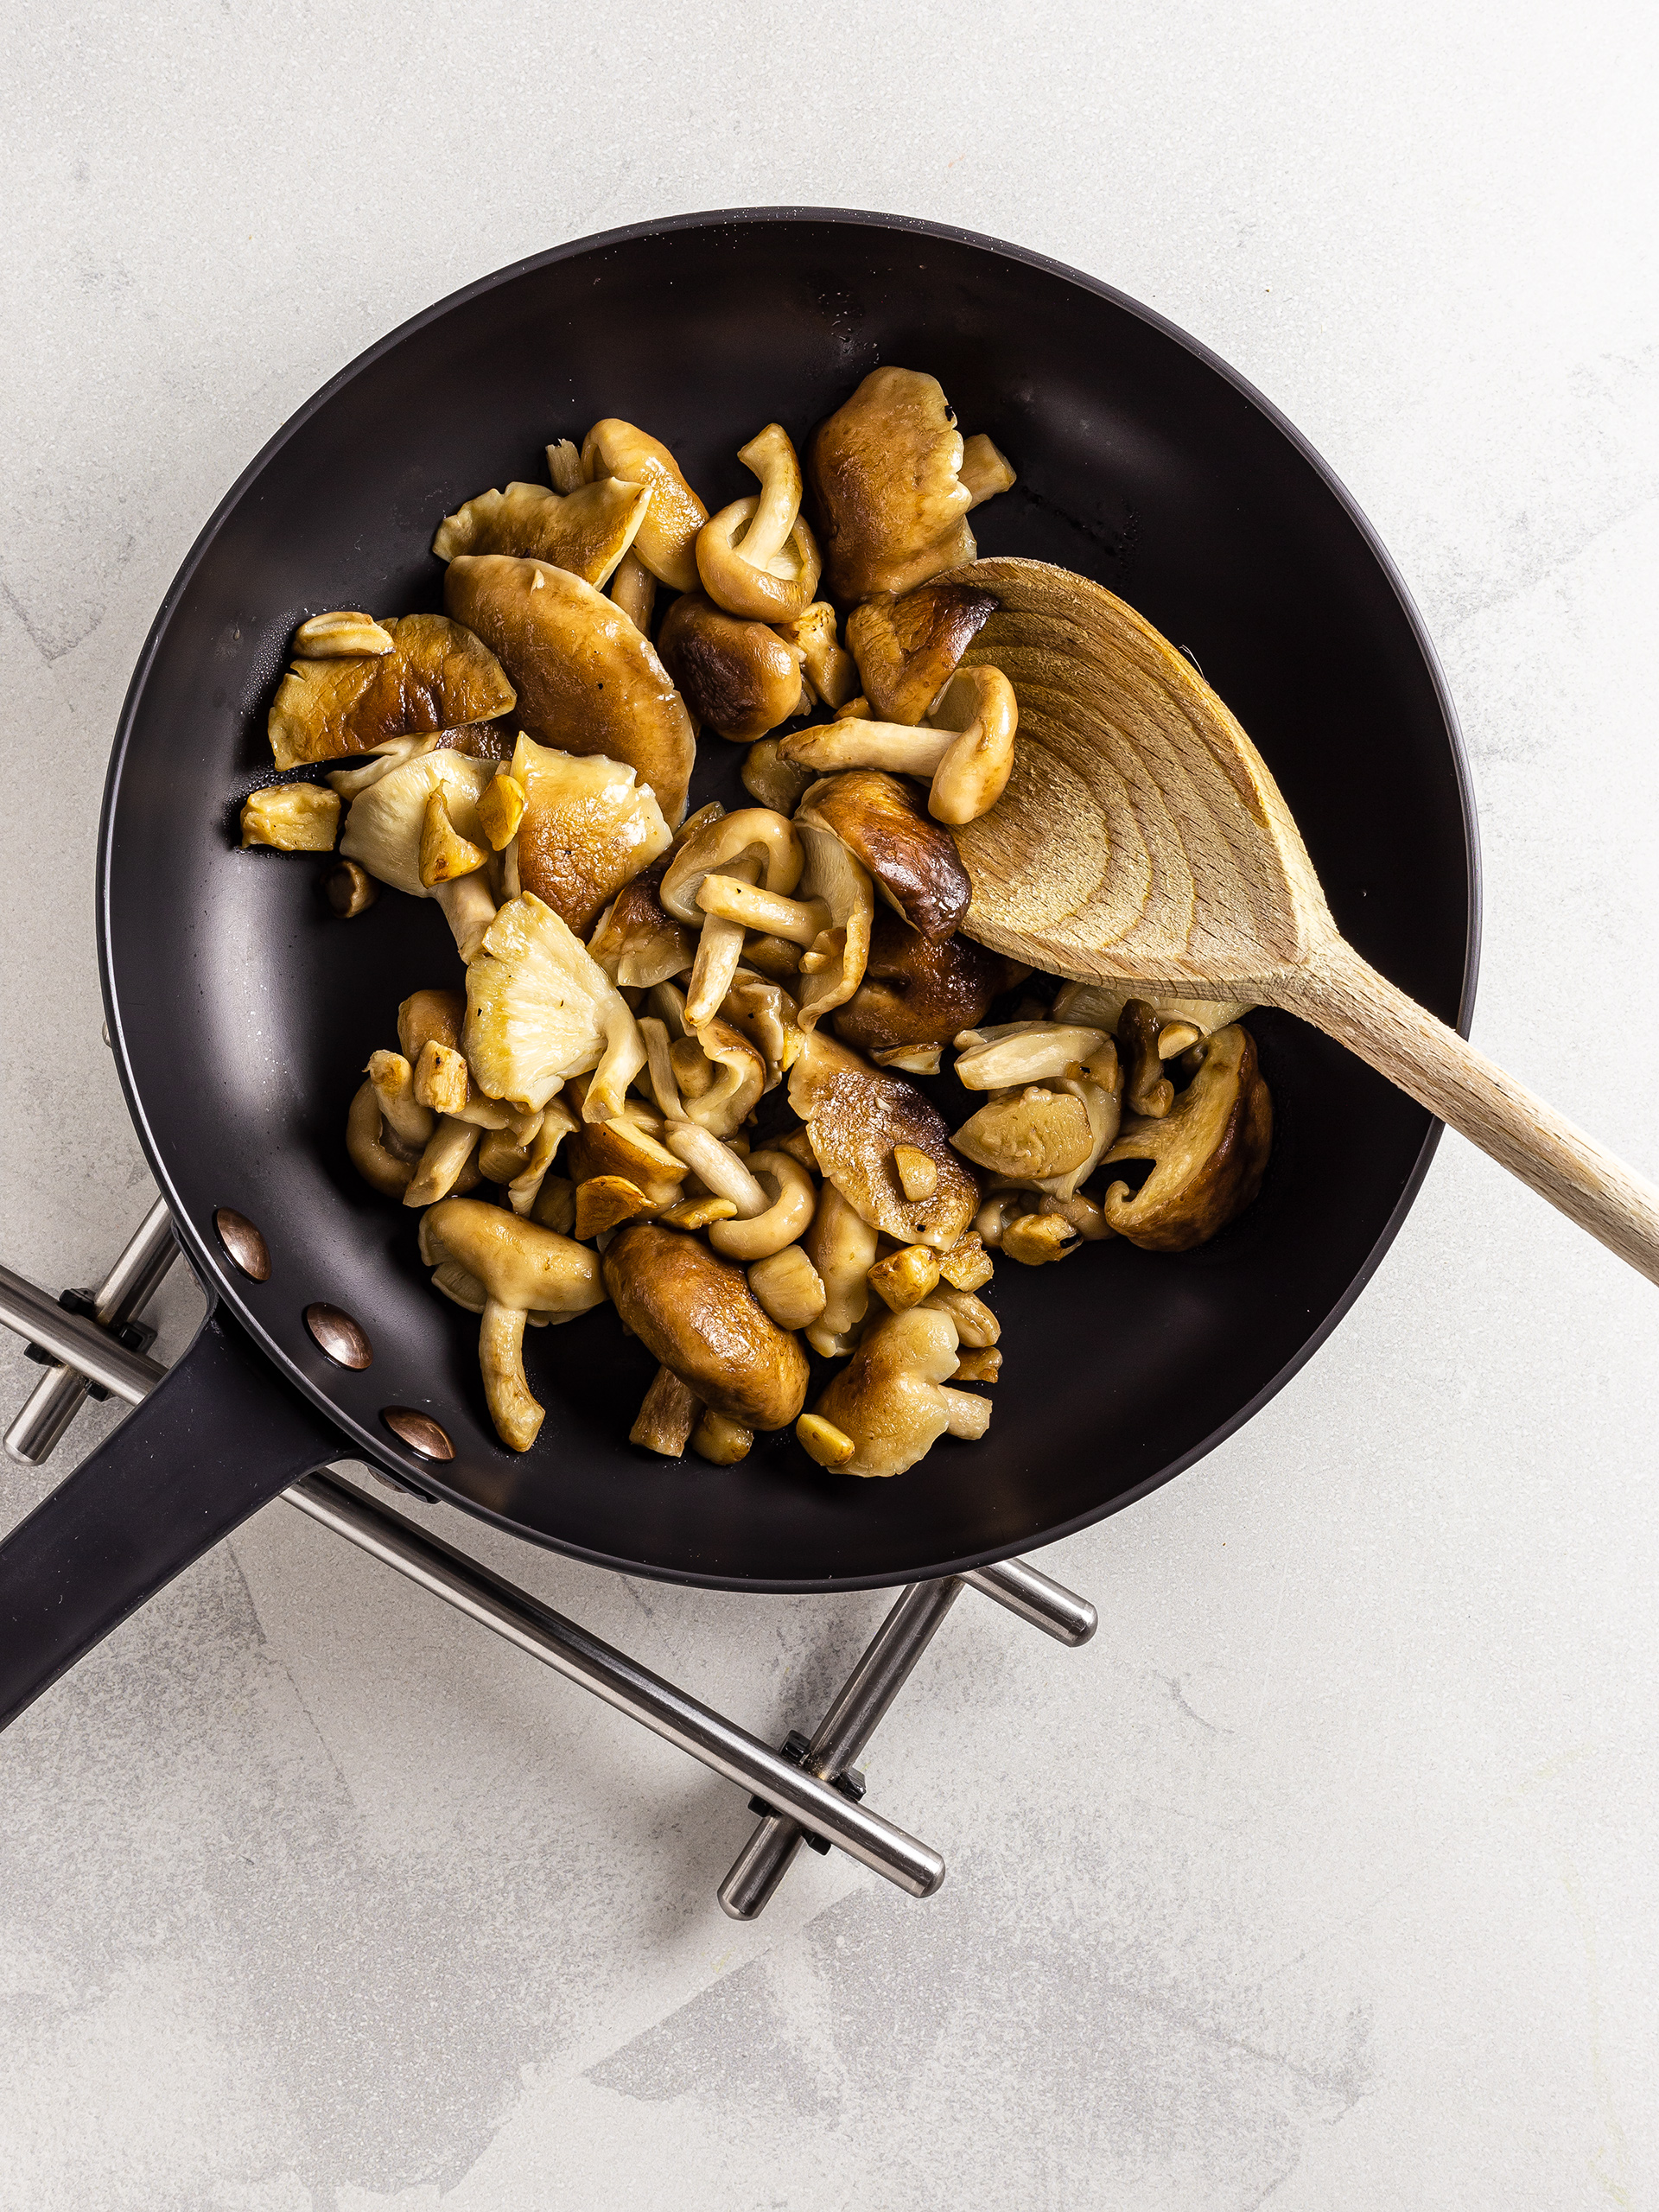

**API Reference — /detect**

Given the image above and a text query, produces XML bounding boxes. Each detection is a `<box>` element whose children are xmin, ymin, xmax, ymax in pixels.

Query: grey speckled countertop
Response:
<box><xmin>3</xmin><ymin>5</ymin><xmax>1658</xmax><ymax>2207</ymax></box>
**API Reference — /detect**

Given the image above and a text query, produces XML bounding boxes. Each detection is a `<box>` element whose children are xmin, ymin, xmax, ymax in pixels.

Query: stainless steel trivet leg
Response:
<box><xmin>2</xmin><ymin>1214</ymin><xmax>1097</xmax><ymax>1910</ymax></box>
<box><xmin>719</xmin><ymin>1558</ymin><xmax>1096</xmax><ymax>1921</ymax></box>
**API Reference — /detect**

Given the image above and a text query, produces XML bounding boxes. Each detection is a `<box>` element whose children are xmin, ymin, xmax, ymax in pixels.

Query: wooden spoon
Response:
<box><xmin>949</xmin><ymin>557</ymin><xmax>1659</xmax><ymax>1283</ymax></box>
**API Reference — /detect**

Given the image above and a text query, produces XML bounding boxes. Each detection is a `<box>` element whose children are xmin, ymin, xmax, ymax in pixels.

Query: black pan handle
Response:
<box><xmin>0</xmin><ymin>1306</ymin><xmax>343</xmax><ymax>1732</ymax></box>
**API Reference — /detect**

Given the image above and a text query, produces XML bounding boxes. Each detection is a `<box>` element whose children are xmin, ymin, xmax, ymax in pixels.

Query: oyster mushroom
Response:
<box><xmin>846</xmin><ymin>581</ymin><xmax>998</xmax><ymax>725</ymax></box>
<box><xmin>657</xmin><ymin>593</ymin><xmax>807</xmax><ymax>742</ymax></box>
<box><xmin>609</xmin><ymin>550</ymin><xmax>656</xmax><ymax>634</ymax></box>
<box><xmin>339</xmin><ymin>748</ymin><xmax>499</xmax><ymax>957</ymax></box>
<box><xmin>1116</xmin><ymin>998</ymin><xmax>1176</xmax><ymax>1120</ymax></box>
<box><xmin>719</xmin><ymin>970</ymin><xmax>801</xmax><ymax>1090</ymax></box>
<box><xmin>580</xmin><ymin>420</ymin><xmax>708</xmax><ymax>593</ymax></box>
<box><xmin>789</xmin><ymin>1029</ymin><xmax>979</xmax><ymax>1250</ymax></box>
<box><xmin>798</xmin><ymin>1305</ymin><xmax>988</xmax><ymax>1478</ymax></box>
<box><xmin>268</xmin><ymin>613</ymin><xmax>515</xmax><ymax>770</ymax></box>
<box><xmin>797</xmin><ymin>772</ymin><xmax>970</xmax><ymax>942</ymax></box>
<box><xmin>833</xmin><ymin>912</ymin><xmax>1017</xmax><ymax>1057</ymax></box>
<box><xmin>444</xmin><ymin>554</ymin><xmax>696</xmax><ymax>823</ymax></box>
<box><xmin>772</xmin><ymin>602</ymin><xmax>856</xmax><ymax>709</ymax></box>
<box><xmin>791</xmin><ymin>823</ymin><xmax>875</xmax><ymax>1032</ymax></box>
<box><xmin>564</xmin><ymin>1104</ymin><xmax>689</xmax><ymax>1215</ymax></box>
<box><xmin>507</xmin><ymin>733</ymin><xmax>671</xmax><ymax>937</ymax></box>
<box><xmin>951</xmin><ymin>1087</ymin><xmax>1095</xmax><ymax>1184</ymax></box>
<box><xmin>463</xmin><ymin>893</ymin><xmax>643</xmax><ymax>1115</ymax></box>
<box><xmin>420</xmin><ymin>1197</ymin><xmax>607</xmax><ymax>1450</ymax></box>
<box><xmin>603</xmin><ymin>1225</ymin><xmax>810</xmax><ymax>1431</ymax></box>
<box><xmin>672</xmin><ymin>1018</ymin><xmax>767</xmax><ymax>1139</ymax></box>
<box><xmin>239</xmin><ymin>783</ymin><xmax>340</xmax><ymax>852</ymax></box>
<box><xmin>1101</xmin><ymin>1022</ymin><xmax>1273</xmax><ymax>1251</ymax></box>
<box><xmin>952</xmin><ymin>1020</ymin><xmax>1117</xmax><ymax>1091</ymax></box>
<box><xmin>293</xmin><ymin>610</ymin><xmax>394</xmax><ymax>658</ymax></box>
<box><xmin>431</xmin><ymin>477</ymin><xmax>652</xmax><ymax>588</ymax></box>
<box><xmin>660</xmin><ymin>808</ymin><xmax>804</xmax><ymax>1029</ymax></box>
<box><xmin>696</xmin><ymin>423</ymin><xmax>823</xmax><ymax>622</ymax></box>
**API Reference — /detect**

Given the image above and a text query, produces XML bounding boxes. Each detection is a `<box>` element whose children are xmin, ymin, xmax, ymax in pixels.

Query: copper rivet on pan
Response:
<box><xmin>381</xmin><ymin>1407</ymin><xmax>454</xmax><ymax>1461</ymax></box>
<box><xmin>213</xmin><ymin>1207</ymin><xmax>271</xmax><ymax>1281</ymax></box>
<box><xmin>304</xmin><ymin>1302</ymin><xmax>372</xmax><ymax>1370</ymax></box>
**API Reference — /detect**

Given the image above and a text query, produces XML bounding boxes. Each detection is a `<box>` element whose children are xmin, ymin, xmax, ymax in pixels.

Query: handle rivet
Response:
<box><xmin>381</xmin><ymin>1407</ymin><xmax>454</xmax><ymax>1461</ymax></box>
<box><xmin>303</xmin><ymin>1302</ymin><xmax>372</xmax><ymax>1370</ymax></box>
<box><xmin>213</xmin><ymin>1207</ymin><xmax>270</xmax><ymax>1281</ymax></box>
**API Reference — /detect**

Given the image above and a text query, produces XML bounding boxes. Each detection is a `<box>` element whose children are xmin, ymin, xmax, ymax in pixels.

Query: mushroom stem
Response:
<box><xmin>610</xmin><ymin>549</ymin><xmax>656</xmax><ymax>632</ymax></box>
<box><xmin>346</xmin><ymin>1079</ymin><xmax>416</xmax><ymax>1198</ymax></box>
<box><xmin>779</xmin><ymin>721</ymin><xmax>953</xmax><ymax>779</ymax></box>
<box><xmin>639</xmin><ymin>1015</ymin><xmax>686</xmax><ymax>1120</ymax></box>
<box><xmin>923</xmin><ymin>666</ymin><xmax>1019</xmax><ymax>826</ymax></box>
<box><xmin>584</xmin><ymin>1001</ymin><xmax>649</xmax><ymax>1122</ymax></box>
<box><xmin>683</xmin><ymin>853</ymin><xmax>760</xmax><ymax>1029</ymax></box>
<box><xmin>630</xmin><ymin>1364</ymin><xmax>702</xmax><ymax>1456</ymax></box>
<box><xmin>480</xmin><ymin>1299</ymin><xmax>543</xmax><ymax>1452</ymax></box>
<box><xmin>707</xmin><ymin>1151</ymin><xmax>817</xmax><ymax>1262</ymax></box>
<box><xmin>938</xmin><ymin>1386</ymin><xmax>993</xmax><ymax>1440</ymax></box>
<box><xmin>735</xmin><ymin>425</ymin><xmax>802</xmax><ymax>567</ymax></box>
<box><xmin>665</xmin><ymin>1122</ymin><xmax>771</xmax><ymax>1218</ymax></box>
<box><xmin>696</xmin><ymin>874</ymin><xmax>831</xmax><ymax>946</ymax></box>
<box><xmin>404</xmin><ymin>1115</ymin><xmax>483</xmax><ymax>1207</ymax></box>
<box><xmin>435</xmin><ymin>873</ymin><xmax>498</xmax><ymax>962</ymax></box>
<box><xmin>366</xmin><ymin>1050</ymin><xmax>435</xmax><ymax>1154</ymax></box>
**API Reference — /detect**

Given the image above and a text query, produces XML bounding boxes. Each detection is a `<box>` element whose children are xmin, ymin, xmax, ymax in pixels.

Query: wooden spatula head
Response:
<box><xmin>949</xmin><ymin>557</ymin><xmax>1334</xmax><ymax>995</ymax></box>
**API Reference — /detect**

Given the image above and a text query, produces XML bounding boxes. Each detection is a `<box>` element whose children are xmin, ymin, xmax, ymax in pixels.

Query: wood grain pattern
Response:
<box><xmin>950</xmin><ymin>557</ymin><xmax>1659</xmax><ymax>1283</ymax></box>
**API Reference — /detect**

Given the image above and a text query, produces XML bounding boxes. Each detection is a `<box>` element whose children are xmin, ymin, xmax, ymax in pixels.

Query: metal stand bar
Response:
<box><xmin>2</xmin><ymin>1212</ymin><xmax>1098</xmax><ymax>1910</ymax></box>
<box><xmin>283</xmin><ymin>1468</ymin><xmax>944</xmax><ymax>1896</ymax></box>
<box><xmin>6</xmin><ymin>1202</ymin><xmax>179</xmax><ymax>1465</ymax></box>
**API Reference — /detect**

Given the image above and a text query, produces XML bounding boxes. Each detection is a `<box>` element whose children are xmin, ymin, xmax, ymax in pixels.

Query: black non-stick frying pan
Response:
<box><xmin>0</xmin><ymin>209</ymin><xmax>1477</xmax><ymax>1731</ymax></box>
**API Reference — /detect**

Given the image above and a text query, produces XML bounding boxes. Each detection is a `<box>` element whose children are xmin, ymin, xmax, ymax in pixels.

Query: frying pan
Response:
<box><xmin>0</xmin><ymin>208</ymin><xmax>1477</xmax><ymax>1731</ymax></box>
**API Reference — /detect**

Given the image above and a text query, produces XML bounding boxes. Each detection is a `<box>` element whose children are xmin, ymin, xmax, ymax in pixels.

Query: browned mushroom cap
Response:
<box><xmin>787</xmin><ymin>1029</ymin><xmax>978</xmax><ymax>1250</ymax></box>
<box><xmin>581</xmin><ymin>420</ymin><xmax>709</xmax><ymax>593</ymax></box>
<box><xmin>603</xmin><ymin>1225</ymin><xmax>810</xmax><ymax>1430</ymax></box>
<box><xmin>586</xmin><ymin>855</ymin><xmax>697</xmax><ymax>989</ymax></box>
<box><xmin>509</xmin><ymin>734</ymin><xmax>671</xmax><ymax>938</ymax></box>
<box><xmin>797</xmin><ymin>772</ymin><xmax>969</xmax><ymax>943</ymax></box>
<box><xmin>657</xmin><ymin>593</ymin><xmax>804</xmax><ymax>742</ymax></box>
<box><xmin>807</xmin><ymin>368</ymin><xmax>977</xmax><ymax>601</ymax></box>
<box><xmin>1101</xmin><ymin>1023</ymin><xmax>1273</xmax><ymax>1251</ymax></box>
<box><xmin>431</xmin><ymin>478</ymin><xmax>652</xmax><ymax>588</ymax></box>
<box><xmin>443</xmin><ymin>555</ymin><xmax>695</xmax><ymax>823</ymax></box>
<box><xmin>269</xmin><ymin>614</ymin><xmax>516</xmax><ymax>771</ymax></box>
<box><xmin>847</xmin><ymin>582</ymin><xmax>999</xmax><ymax>725</ymax></box>
<box><xmin>397</xmin><ymin>988</ymin><xmax>466</xmax><ymax>1061</ymax></box>
<box><xmin>833</xmin><ymin>911</ymin><xmax>1015</xmax><ymax>1054</ymax></box>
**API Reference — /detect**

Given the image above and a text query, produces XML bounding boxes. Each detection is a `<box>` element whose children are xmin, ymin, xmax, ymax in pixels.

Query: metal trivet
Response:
<box><xmin>2</xmin><ymin>1200</ymin><xmax>1094</xmax><ymax>1919</ymax></box>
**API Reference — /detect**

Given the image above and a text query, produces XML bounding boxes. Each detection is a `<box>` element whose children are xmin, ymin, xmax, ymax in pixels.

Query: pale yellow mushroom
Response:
<box><xmin>952</xmin><ymin>1022</ymin><xmax>1115</xmax><ymax>1091</ymax></box>
<box><xmin>957</xmin><ymin>435</ymin><xmax>1018</xmax><ymax>508</ymax></box>
<box><xmin>708</xmin><ymin>1150</ymin><xmax>817</xmax><ymax>1262</ymax></box>
<box><xmin>804</xmin><ymin>1304</ymin><xmax>988</xmax><ymax>1478</ymax></box>
<box><xmin>240</xmin><ymin>783</ymin><xmax>340</xmax><ymax>852</ymax></box>
<box><xmin>1000</xmin><ymin>1211</ymin><xmax>1078</xmax><ymax>1266</ymax></box>
<box><xmin>610</xmin><ymin>549</ymin><xmax>657</xmax><ymax>632</ymax></box>
<box><xmin>346</xmin><ymin>1080</ymin><xmax>417</xmax><ymax>1198</ymax></box>
<box><xmin>892</xmin><ymin>1144</ymin><xmax>938</xmax><ymax>1201</ymax></box>
<box><xmin>508</xmin><ymin>1095</ymin><xmax>578</xmax><ymax>1217</ymax></box>
<box><xmin>412</xmin><ymin>1037</ymin><xmax>473</xmax><ymax>1116</ymax></box>
<box><xmin>403</xmin><ymin>1115</ymin><xmax>485</xmax><ymax>1208</ymax></box>
<box><xmin>867</xmin><ymin>1243</ymin><xmax>942</xmax><ymax>1313</ymax></box>
<box><xmin>777</xmin><ymin>663</ymin><xmax>1018</xmax><ymax>827</ymax></box>
<box><xmin>546</xmin><ymin>439</ymin><xmax>585</xmax><ymax>494</ymax></box>
<box><xmin>690</xmin><ymin>1409</ymin><xmax>754</xmax><ymax>1465</ymax></box>
<box><xmin>477</xmin><ymin>771</ymin><xmax>526</xmax><ymax>851</ymax></box>
<box><xmin>661</xmin><ymin>807</ymin><xmax>804</xmax><ymax>1029</ymax></box>
<box><xmin>696</xmin><ymin>874</ymin><xmax>830</xmax><ymax>945</ymax></box>
<box><xmin>293</xmin><ymin>610</ymin><xmax>395</xmax><ymax>658</ymax></box>
<box><xmin>801</xmin><ymin>1178</ymin><xmax>878</xmax><ymax>1357</ymax></box>
<box><xmin>1050</xmin><ymin>978</ymin><xmax>1258</xmax><ymax>1037</ymax></box>
<box><xmin>464</xmin><ymin>893</ymin><xmax>639</xmax><ymax>1113</ymax></box>
<box><xmin>366</xmin><ymin>1049</ymin><xmax>435</xmax><ymax>1155</ymax></box>
<box><xmin>747</xmin><ymin>1244</ymin><xmax>827</xmax><ymax>1331</ymax></box>
<box><xmin>773</xmin><ymin>602</ymin><xmax>856</xmax><ymax>709</ymax></box>
<box><xmin>418</xmin><ymin>787</ymin><xmax>487</xmax><ymax>887</ymax></box>
<box><xmin>938</xmin><ymin>1233</ymin><xmax>995</xmax><ymax>1293</ymax></box>
<box><xmin>741</xmin><ymin>735</ymin><xmax>817</xmax><ymax>816</ymax></box>
<box><xmin>920</xmin><ymin>1283</ymin><xmax>1000</xmax><ymax>1346</ymax></box>
<box><xmin>580</xmin><ymin>419</ymin><xmax>708</xmax><ymax>593</ymax></box>
<box><xmin>676</xmin><ymin>1020</ymin><xmax>766</xmax><ymax>1139</ymax></box>
<box><xmin>792</xmin><ymin>823</ymin><xmax>874</xmax><ymax>1031</ymax></box>
<box><xmin>664</xmin><ymin>1122</ymin><xmax>771</xmax><ymax>1218</ymax></box>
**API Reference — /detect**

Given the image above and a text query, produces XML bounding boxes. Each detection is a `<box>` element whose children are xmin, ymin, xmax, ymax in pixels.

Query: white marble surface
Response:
<box><xmin>3</xmin><ymin>3</ymin><xmax>1658</xmax><ymax>2206</ymax></box>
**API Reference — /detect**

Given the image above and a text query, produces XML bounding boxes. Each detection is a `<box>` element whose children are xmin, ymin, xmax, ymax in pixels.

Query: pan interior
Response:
<box><xmin>102</xmin><ymin>213</ymin><xmax>1473</xmax><ymax>1589</ymax></box>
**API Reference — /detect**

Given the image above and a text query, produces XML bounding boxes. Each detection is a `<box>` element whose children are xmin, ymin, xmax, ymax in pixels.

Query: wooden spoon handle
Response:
<box><xmin>1279</xmin><ymin>936</ymin><xmax>1659</xmax><ymax>1284</ymax></box>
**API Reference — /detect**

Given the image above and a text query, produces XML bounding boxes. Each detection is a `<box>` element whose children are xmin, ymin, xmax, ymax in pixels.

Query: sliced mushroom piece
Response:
<box><xmin>867</xmin><ymin>1243</ymin><xmax>942</xmax><ymax>1313</ymax></box>
<box><xmin>507</xmin><ymin>733</ymin><xmax>671</xmax><ymax>938</ymax></box>
<box><xmin>937</xmin><ymin>1233</ymin><xmax>994</xmax><ymax>1293</ymax></box>
<box><xmin>463</xmin><ymin>892</ymin><xmax>636</xmax><ymax>1112</ymax></box>
<box><xmin>801</xmin><ymin>1177</ymin><xmax>880</xmax><ymax>1357</ymax></box>
<box><xmin>892</xmin><ymin>1144</ymin><xmax>938</xmax><ymax>1202</ymax></box>
<box><xmin>846</xmin><ymin>582</ymin><xmax>998</xmax><ymax>725</ymax></box>
<box><xmin>957</xmin><ymin>435</ymin><xmax>1017</xmax><ymax>508</ymax></box>
<box><xmin>1101</xmin><ymin>1023</ymin><xmax>1273</xmax><ymax>1251</ymax></box>
<box><xmin>1001</xmin><ymin>1211</ymin><xmax>1078</xmax><ymax>1267</ymax></box>
<box><xmin>631</xmin><ymin>1364</ymin><xmax>703</xmax><ymax>1457</ymax></box>
<box><xmin>690</xmin><ymin>1409</ymin><xmax>754</xmax><ymax>1465</ymax></box>
<box><xmin>325</xmin><ymin>858</ymin><xmax>378</xmax><ymax>916</ymax></box>
<box><xmin>431</xmin><ymin>477</ymin><xmax>652</xmax><ymax>588</ymax></box>
<box><xmin>789</xmin><ymin>1028</ymin><xmax>978</xmax><ymax>1250</ymax></box>
<box><xmin>564</xmin><ymin>1106</ymin><xmax>688</xmax><ymax>1214</ymax></box>
<box><xmin>804</xmin><ymin>1304</ymin><xmax>972</xmax><ymax>1478</ymax></box>
<box><xmin>920</xmin><ymin>1282</ymin><xmax>1000</xmax><ymax>1346</ymax></box>
<box><xmin>951</xmin><ymin>1085</ymin><xmax>1095</xmax><ymax>1183</ymax></box>
<box><xmin>444</xmin><ymin>555</ymin><xmax>695</xmax><ymax>823</ymax></box>
<box><xmin>574</xmin><ymin>1174</ymin><xmax>652</xmax><ymax>1240</ymax></box>
<box><xmin>269</xmin><ymin>613</ymin><xmax>515</xmax><ymax>770</ymax></box>
<box><xmin>657</xmin><ymin>593</ymin><xmax>807</xmax><ymax>743</ymax></box>
<box><xmin>580</xmin><ymin>419</ymin><xmax>709</xmax><ymax>593</ymax></box>
<box><xmin>663</xmin><ymin>1123</ymin><xmax>770</xmax><ymax>1218</ymax></box>
<box><xmin>420</xmin><ymin>1197</ymin><xmax>607</xmax><ymax>1450</ymax></box>
<box><xmin>418</xmin><ymin>787</ymin><xmax>488</xmax><ymax>887</ymax></box>
<box><xmin>720</xmin><ymin>970</ymin><xmax>801</xmax><ymax>1090</ymax></box>
<box><xmin>240</xmin><ymin>783</ymin><xmax>340</xmax><ymax>852</ymax></box>
<box><xmin>603</xmin><ymin>1225</ymin><xmax>810</xmax><ymax>1431</ymax></box>
<box><xmin>398</xmin><ymin>987</ymin><xmax>466</xmax><ymax>1061</ymax></box>
<box><xmin>476</xmin><ymin>771</ymin><xmax>526</xmax><ymax>851</ymax></box>
<box><xmin>807</xmin><ymin>367</ymin><xmax>978</xmax><ymax>601</ymax></box>
<box><xmin>772</xmin><ymin>602</ymin><xmax>856</xmax><ymax>709</ymax></box>
<box><xmin>696</xmin><ymin>424</ymin><xmax>823</xmax><ymax>622</ymax></box>
<box><xmin>586</xmin><ymin>856</ymin><xmax>697</xmax><ymax>990</ymax></box>
<box><xmin>833</xmin><ymin>911</ymin><xmax>1016</xmax><ymax>1057</ymax></box>
<box><xmin>707</xmin><ymin>1149</ymin><xmax>817</xmax><ymax>1262</ymax></box>
<box><xmin>546</xmin><ymin>439</ymin><xmax>585</xmax><ymax>494</ymax></box>
<box><xmin>747</xmin><ymin>1244</ymin><xmax>827</xmax><ymax>1332</ymax></box>
<box><xmin>326</xmin><ymin>733</ymin><xmax>441</xmax><ymax>800</ymax></box>
<box><xmin>293</xmin><ymin>610</ymin><xmax>395</xmax><ymax>658</ymax></box>
<box><xmin>797</xmin><ymin>771</ymin><xmax>970</xmax><ymax>943</ymax></box>
<box><xmin>508</xmin><ymin>1095</ymin><xmax>578</xmax><ymax>1217</ymax></box>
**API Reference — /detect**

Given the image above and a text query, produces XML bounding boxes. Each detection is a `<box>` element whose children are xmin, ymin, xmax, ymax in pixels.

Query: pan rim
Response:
<box><xmin>97</xmin><ymin>204</ymin><xmax>1481</xmax><ymax>1590</ymax></box>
